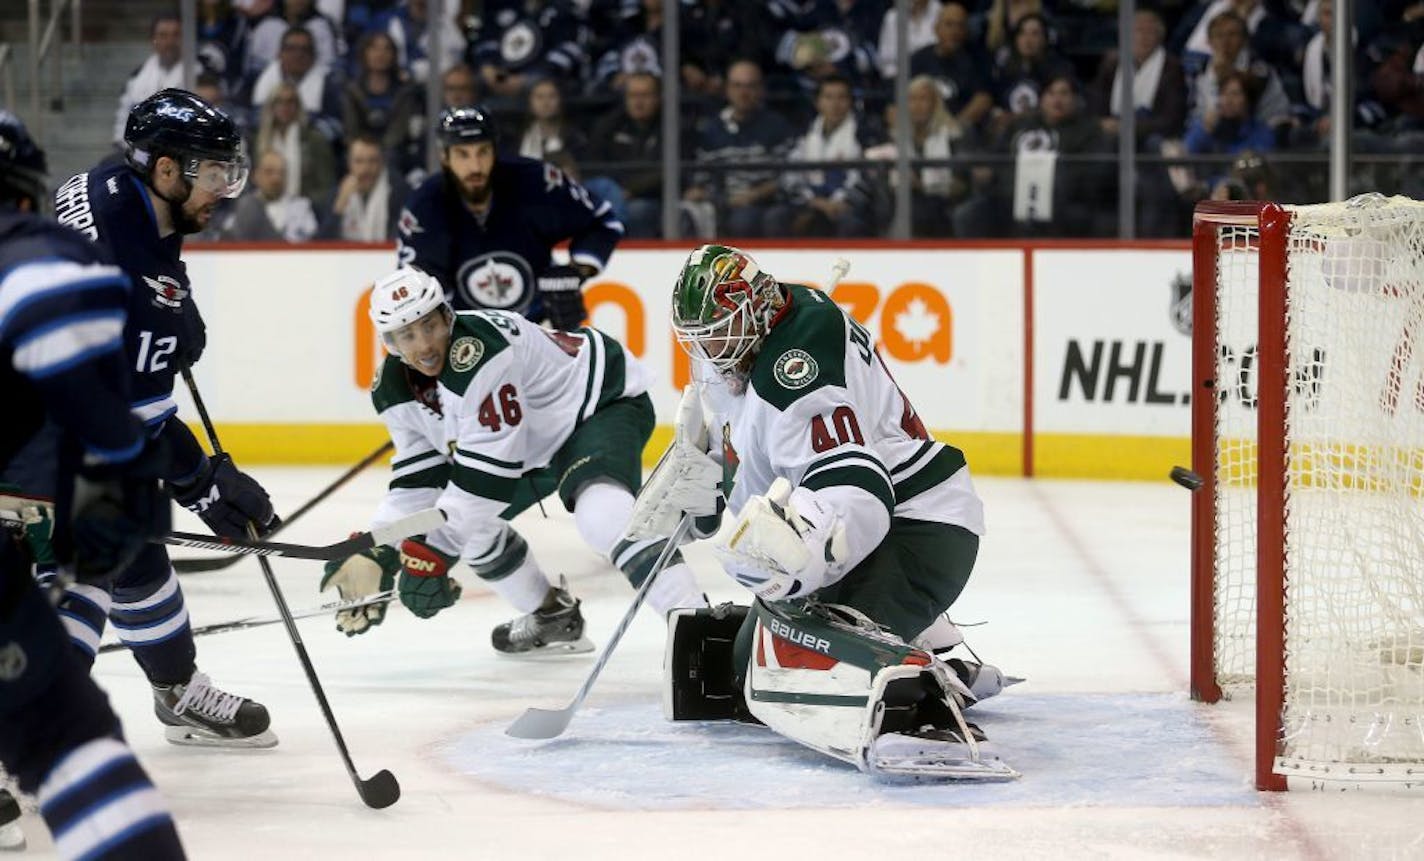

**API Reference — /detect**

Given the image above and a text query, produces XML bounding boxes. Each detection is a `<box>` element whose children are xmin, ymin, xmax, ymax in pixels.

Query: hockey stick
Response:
<box><xmin>174</xmin><ymin>440</ymin><xmax>395</xmax><ymax>573</ymax></box>
<box><xmin>95</xmin><ymin>590</ymin><xmax>397</xmax><ymax>654</ymax></box>
<box><xmin>505</xmin><ymin>513</ymin><xmax>694</xmax><ymax>740</ymax></box>
<box><xmin>182</xmin><ymin>369</ymin><xmax>401</xmax><ymax>809</ymax></box>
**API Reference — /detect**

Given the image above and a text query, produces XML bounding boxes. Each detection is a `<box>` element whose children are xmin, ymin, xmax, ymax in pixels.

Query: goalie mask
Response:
<box><xmin>369</xmin><ymin>268</ymin><xmax>454</xmax><ymax>374</ymax></box>
<box><xmin>671</xmin><ymin>244</ymin><xmax>786</xmax><ymax>376</ymax></box>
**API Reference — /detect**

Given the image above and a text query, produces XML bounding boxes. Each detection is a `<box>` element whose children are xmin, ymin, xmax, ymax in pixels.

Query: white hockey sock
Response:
<box><xmin>571</xmin><ymin>479</ymin><xmax>634</xmax><ymax>555</ymax></box>
<box><xmin>912</xmin><ymin>615</ymin><xmax>965</xmax><ymax>654</ymax></box>
<box><xmin>646</xmin><ymin>562</ymin><xmax>707</xmax><ymax>616</ymax></box>
<box><xmin>482</xmin><ymin>554</ymin><xmax>555</xmax><ymax>614</ymax></box>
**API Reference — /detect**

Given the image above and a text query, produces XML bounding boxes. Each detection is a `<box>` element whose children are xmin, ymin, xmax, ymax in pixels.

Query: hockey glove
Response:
<box><xmin>537</xmin><ymin>264</ymin><xmax>588</xmax><ymax>331</ymax></box>
<box><xmin>397</xmin><ymin>538</ymin><xmax>463</xmax><ymax>618</ymax></box>
<box><xmin>625</xmin><ymin>385</ymin><xmax>723</xmax><ymax>541</ymax></box>
<box><xmin>0</xmin><ymin>483</ymin><xmax>55</xmax><ymax>567</ymax></box>
<box><xmin>68</xmin><ymin>473</ymin><xmax>171</xmax><ymax>586</ymax></box>
<box><xmin>713</xmin><ymin>478</ymin><xmax>848</xmax><ymax>602</ymax></box>
<box><xmin>178</xmin><ymin>300</ymin><xmax>207</xmax><ymax>369</ymax></box>
<box><xmin>321</xmin><ymin>544</ymin><xmax>400</xmax><ymax>636</ymax></box>
<box><xmin>171</xmin><ymin>454</ymin><xmax>279</xmax><ymax>539</ymax></box>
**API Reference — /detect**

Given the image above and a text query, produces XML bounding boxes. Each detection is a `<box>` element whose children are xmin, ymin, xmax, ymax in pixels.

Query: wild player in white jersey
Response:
<box><xmin>638</xmin><ymin>245</ymin><xmax>1016</xmax><ymax>779</ymax></box>
<box><xmin>321</xmin><ymin>268</ymin><xmax>705</xmax><ymax>654</ymax></box>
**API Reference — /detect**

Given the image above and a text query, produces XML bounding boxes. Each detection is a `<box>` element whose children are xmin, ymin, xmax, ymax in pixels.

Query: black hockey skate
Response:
<box><xmin>0</xmin><ymin>787</ymin><xmax>24</xmax><ymax>851</ymax></box>
<box><xmin>491</xmin><ymin>586</ymin><xmax>594</xmax><ymax>656</ymax></box>
<box><xmin>153</xmin><ymin>671</ymin><xmax>278</xmax><ymax>748</ymax></box>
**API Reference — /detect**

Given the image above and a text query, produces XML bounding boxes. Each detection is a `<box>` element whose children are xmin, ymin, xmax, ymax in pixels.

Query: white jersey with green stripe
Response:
<box><xmin>699</xmin><ymin>284</ymin><xmax>984</xmax><ymax>582</ymax></box>
<box><xmin>370</xmin><ymin>310</ymin><xmax>648</xmax><ymax>556</ymax></box>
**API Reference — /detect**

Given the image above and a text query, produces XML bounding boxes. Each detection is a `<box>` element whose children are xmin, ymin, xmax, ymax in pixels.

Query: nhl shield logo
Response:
<box><xmin>1170</xmin><ymin>272</ymin><xmax>1192</xmax><ymax>335</ymax></box>
<box><xmin>773</xmin><ymin>349</ymin><xmax>819</xmax><ymax>389</ymax></box>
<box><xmin>449</xmin><ymin>336</ymin><xmax>484</xmax><ymax>373</ymax></box>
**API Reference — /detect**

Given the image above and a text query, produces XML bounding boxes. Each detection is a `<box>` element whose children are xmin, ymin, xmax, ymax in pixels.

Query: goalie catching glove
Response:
<box><xmin>397</xmin><ymin>538</ymin><xmax>463</xmax><ymax>618</ymax></box>
<box><xmin>713</xmin><ymin>477</ymin><xmax>848</xmax><ymax>601</ymax></box>
<box><xmin>320</xmin><ymin>545</ymin><xmax>400</xmax><ymax>636</ymax></box>
<box><xmin>625</xmin><ymin>385</ymin><xmax>723</xmax><ymax>541</ymax></box>
<box><xmin>171</xmin><ymin>454</ymin><xmax>279</xmax><ymax>539</ymax></box>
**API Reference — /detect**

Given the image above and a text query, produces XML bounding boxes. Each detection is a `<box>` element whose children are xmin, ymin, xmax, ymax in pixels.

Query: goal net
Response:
<box><xmin>1191</xmin><ymin>195</ymin><xmax>1424</xmax><ymax>790</ymax></box>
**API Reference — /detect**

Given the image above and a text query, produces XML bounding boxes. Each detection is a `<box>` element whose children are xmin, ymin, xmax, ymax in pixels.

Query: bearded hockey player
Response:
<box><xmin>638</xmin><ymin>244</ymin><xmax>1017</xmax><ymax>779</ymax></box>
<box><xmin>19</xmin><ymin>89</ymin><xmax>279</xmax><ymax>748</ymax></box>
<box><xmin>0</xmin><ymin>110</ymin><xmax>186</xmax><ymax>859</ymax></box>
<box><xmin>395</xmin><ymin>105</ymin><xmax>623</xmax><ymax>331</ymax></box>
<box><xmin>320</xmin><ymin>268</ymin><xmax>705</xmax><ymax>654</ymax></box>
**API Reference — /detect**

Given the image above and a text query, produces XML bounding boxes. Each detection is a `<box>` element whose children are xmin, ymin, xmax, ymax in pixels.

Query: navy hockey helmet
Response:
<box><xmin>437</xmin><ymin>105</ymin><xmax>497</xmax><ymax>150</ymax></box>
<box><xmin>124</xmin><ymin>88</ymin><xmax>248</xmax><ymax>198</ymax></box>
<box><xmin>0</xmin><ymin>109</ymin><xmax>47</xmax><ymax>207</ymax></box>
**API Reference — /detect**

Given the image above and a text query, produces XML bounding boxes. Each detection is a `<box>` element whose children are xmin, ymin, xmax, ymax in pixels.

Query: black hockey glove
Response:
<box><xmin>537</xmin><ymin>265</ymin><xmax>588</xmax><ymax>331</ymax></box>
<box><xmin>178</xmin><ymin>301</ymin><xmax>207</xmax><ymax>369</ymax></box>
<box><xmin>171</xmin><ymin>454</ymin><xmax>280</xmax><ymax>539</ymax></box>
<box><xmin>64</xmin><ymin>440</ymin><xmax>173</xmax><ymax>585</ymax></box>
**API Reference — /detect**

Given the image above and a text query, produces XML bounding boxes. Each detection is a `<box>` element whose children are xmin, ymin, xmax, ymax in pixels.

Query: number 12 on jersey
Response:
<box><xmin>134</xmin><ymin>330</ymin><xmax>177</xmax><ymax>372</ymax></box>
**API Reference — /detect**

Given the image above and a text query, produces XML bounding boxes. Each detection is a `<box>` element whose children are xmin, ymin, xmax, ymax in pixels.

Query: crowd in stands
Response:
<box><xmin>114</xmin><ymin>0</ymin><xmax>1424</xmax><ymax>241</ymax></box>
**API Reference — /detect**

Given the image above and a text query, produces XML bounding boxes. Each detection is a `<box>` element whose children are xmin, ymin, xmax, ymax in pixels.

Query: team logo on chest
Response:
<box><xmin>449</xmin><ymin>336</ymin><xmax>484</xmax><ymax>372</ymax></box>
<box><xmin>773</xmin><ymin>349</ymin><xmax>819</xmax><ymax>389</ymax></box>
<box><xmin>456</xmin><ymin>251</ymin><xmax>535</xmax><ymax>314</ymax></box>
<box><xmin>143</xmin><ymin>274</ymin><xmax>188</xmax><ymax>308</ymax></box>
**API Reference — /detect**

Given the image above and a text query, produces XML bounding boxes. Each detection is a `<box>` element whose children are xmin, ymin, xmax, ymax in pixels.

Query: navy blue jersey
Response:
<box><xmin>54</xmin><ymin>162</ymin><xmax>208</xmax><ymax>483</ymax></box>
<box><xmin>0</xmin><ymin>210</ymin><xmax>144</xmax><ymax>472</ymax></box>
<box><xmin>395</xmin><ymin>156</ymin><xmax>623</xmax><ymax>317</ymax></box>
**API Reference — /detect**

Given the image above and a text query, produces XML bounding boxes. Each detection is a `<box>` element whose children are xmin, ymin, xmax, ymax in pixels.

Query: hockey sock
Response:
<box><xmin>38</xmin><ymin>738</ymin><xmax>185</xmax><ymax>860</ymax></box>
<box><xmin>53</xmin><ymin>581</ymin><xmax>112</xmax><ymax>668</ymax></box>
<box><xmin>612</xmin><ymin>537</ymin><xmax>705</xmax><ymax>616</ymax></box>
<box><xmin>110</xmin><ymin>570</ymin><xmax>195</xmax><ymax>686</ymax></box>
<box><xmin>467</xmin><ymin>529</ymin><xmax>553</xmax><ymax>613</ymax></box>
<box><xmin>571</xmin><ymin>479</ymin><xmax>634</xmax><ymax>556</ymax></box>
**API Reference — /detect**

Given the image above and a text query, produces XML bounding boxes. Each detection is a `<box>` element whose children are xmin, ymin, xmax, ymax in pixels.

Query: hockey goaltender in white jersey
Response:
<box><xmin>633</xmin><ymin>244</ymin><xmax>1018</xmax><ymax>780</ymax></box>
<box><xmin>320</xmin><ymin>268</ymin><xmax>704</xmax><ymax>655</ymax></box>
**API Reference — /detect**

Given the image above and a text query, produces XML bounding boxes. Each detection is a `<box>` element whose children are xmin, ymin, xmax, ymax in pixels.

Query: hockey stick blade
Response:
<box><xmin>357</xmin><ymin>769</ymin><xmax>401</xmax><ymax>809</ymax></box>
<box><xmin>158</xmin><ymin>508</ymin><xmax>445</xmax><ymax>560</ymax></box>
<box><xmin>504</xmin><ymin>705</ymin><xmax>575</xmax><ymax>740</ymax></box>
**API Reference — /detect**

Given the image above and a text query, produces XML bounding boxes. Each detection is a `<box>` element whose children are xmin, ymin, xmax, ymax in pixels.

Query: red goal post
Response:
<box><xmin>1190</xmin><ymin>196</ymin><xmax>1424</xmax><ymax>792</ymax></box>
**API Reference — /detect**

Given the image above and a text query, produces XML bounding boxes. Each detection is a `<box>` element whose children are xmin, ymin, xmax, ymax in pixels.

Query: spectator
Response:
<box><xmin>517</xmin><ymin>80</ymin><xmax>588</xmax><ymax>163</ymax></box>
<box><xmin>982</xmin><ymin>0</ymin><xmax>1051</xmax><ymax>60</ymax></box>
<box><xmin>256</xmin><ymin>81</ymin><xmax>339</xmax><ymax>202</ymax></box>
<box><xmin>680</xmin><ymin>0</ymin><xmax>775</xmax><ymax>99</ymax></box>
<box><xmin>1177</xmin><ymin>0</ymin><xmax>1306</xmax><ymax>76</ymax></box>
<box><xmin>193</xmin><ymin>70</ymin><xmax>254</xmax><ymax>140</ymax></box>
<box><xmin>113</xmin><ymin>13</ymin><xmax>185</xmax><ymax>144</ymax></box>
<box><xmin>1367</xmin><ymin>31</ymin><xmax>1424</xmax><ymax>130</ymax></box>
<box><xmin>765</xmin><ymin>75</ymin><xmax>875</xmax><ymax>237</ymax></box>
<box><xmin>249</xmin><ymin>27</ymin><xmax>342</xmax><ymax>133</ymax></box>
<box><xmin>221</xmin><ymin>149</ymin><xmax>320</xmax><ymax>242</ymax></box>
<box><xmin>383</xmin><ymin>0</ymin><xmax>467</xmax><ymax>84</ymax></box>
<box><xmin>584</xmin><ymin>71</ymin><xmax>666</xmax><ymax>237</ymax></box>
<box><xmin>342</xmin><ymin>31</ymin><xmax>420</xmax><ymax>153</ymax></box>
<box><xmin>908</xmin><ymin>2</ymin><xmax>994</xmax><ymax>132</ymax></box>
<box><xmin>593</xmin><ymin>0</ymin><xmax>667</xmax><ymax>91</ymax></box>
<box><xmin>993</xmin><ymin>14</ymin><xmax>1076</xmax><ymax>126</ymax></box>
<box><xmin>877</xmin><ymin>0</ymin><xmax>943</xmax><ymax>81</ymax></box>
<box><xmin>685</xmin><ymin>59</ymin><xmax>796</xmax><ymax>237</ymax></box>
<box><xmin>440</xmin><ymin>62</ymin><xmax>480</xmax><ymax>109</ymax></box>
<box><xmin>1088</xmin><ymin>8</ymin><xmax>1188</xmax><ymax>147</ymax></box>
<box><xmin>767</xmin><ymin>0</ymin><xmax>882</xmax><ymax>98</ymax></box>
<box><xmin>197</xmin><ymin>0</ymin><xmax>251</xmax><ymax>94</ymax></box>
<box><xmin>471</xmin><ymin>0</ymin><xmax>585</xmax><ymax>101</ymax></box>
<box><xmin>1190</xmin><ymin>11</ymin><xmax>1293</xmax><ymax>136</ymax></box>
<box><xmin>1184</xmin><ymin>71</ymin><xmax>1275</xmax><ymax>173</ymax></box>
<box><xmin>318</xmin><ymin>135</ymin><xmax>411</xmax><ymax>240</ymax></box>
<box><xmin>246</xmin><ymin>0</ymin><xmax>343</xmax><ymax>73</ymax></box>
<box><xmin>865</xmin><ymin>74</ymin><xmax>970</xmax><ymax>237</ymax></box>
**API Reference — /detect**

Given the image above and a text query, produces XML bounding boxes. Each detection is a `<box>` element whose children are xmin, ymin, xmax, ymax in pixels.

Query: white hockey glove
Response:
<box><xmin>713</xmin><ymin>478</ymin><xmax>849</xmax><ymax>602</ymax></box>
<box><xmin>625</xmin><ymin>385</ymin><xmax>722</xmax><ymax>540</ymax></box>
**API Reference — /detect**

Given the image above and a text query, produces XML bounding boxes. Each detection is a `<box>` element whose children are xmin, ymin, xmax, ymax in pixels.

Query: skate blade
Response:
<box><xmin>0</xmin><ymin>823</ymin><xmax>24</xmax><ymax>851</ymax></box>
<box><xmin>494</xmin><ymin>636</ymin><xmax>595</xmax><ymax>659</ymax></box>
<box><xmin>163</xmin><ymin>726</ymin><xmax>279</xmax><ymax>749</ymax></box>
<box><xmin>867</xmin><ymin>734</ymin><xmax>1020</xmax><ymax>782</ymax></box>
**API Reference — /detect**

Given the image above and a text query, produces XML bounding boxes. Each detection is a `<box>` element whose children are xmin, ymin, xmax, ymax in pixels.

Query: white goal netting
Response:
<box><xmin>1210</xmin><ymin>195</ymin><xmax>1424</xmax><ymax>781</ymax></box>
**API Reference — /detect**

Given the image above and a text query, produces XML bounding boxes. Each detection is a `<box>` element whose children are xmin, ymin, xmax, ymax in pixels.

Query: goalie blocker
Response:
<box><xmin>665</xmin><ymin>601</ymin><xmax>1018</xmax><ymax>780</ymax></box>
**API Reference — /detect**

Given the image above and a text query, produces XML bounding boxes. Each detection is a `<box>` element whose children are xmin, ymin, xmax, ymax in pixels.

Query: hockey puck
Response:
<box><xmin>1170</xmin><ymin>466</ymin><xmax>1204</xmax><ymax>491</ymax></box>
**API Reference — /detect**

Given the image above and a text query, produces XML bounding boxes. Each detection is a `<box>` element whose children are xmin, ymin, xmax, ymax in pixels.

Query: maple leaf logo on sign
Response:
<box><xmin>893</xmin><ymin>297</ymin><xmax>940</xmax><ymax>354</ymax></box>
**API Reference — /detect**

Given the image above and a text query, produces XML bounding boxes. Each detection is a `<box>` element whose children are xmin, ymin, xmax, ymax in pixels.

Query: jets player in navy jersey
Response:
<box><xmin>0</xmin><ymin>111</ymin><xmax>187</xmax><ymax>859</ymax></box>
<box><xmin>39</xmin><ymin>89</ymin><xmax>279</xmax><ymax>747</ymax></box>
<box><xmin>395</xmin><ymin>105</ymin><xmax>623</xmax><ymax>331</ymax></box>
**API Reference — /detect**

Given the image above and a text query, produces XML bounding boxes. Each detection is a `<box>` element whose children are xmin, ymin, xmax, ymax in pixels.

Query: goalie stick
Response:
<box><xmin>506</xmin><ymin>514</ymin><xmax>694</xmax><ymax>740</ymax></box>
<box><xmin>95</xmin><ymin>589</ymin><xmax>397</xmax><ymax>653</ymax></box>
<box><xmin>175</xmin><ymin>440</ymin><xmax>395</xmax><ymax>573</ymax></box>
<box><xmin>183</xmin><ymin>369</ymin><xmax>401</xmax><ymax>810</ymax></box>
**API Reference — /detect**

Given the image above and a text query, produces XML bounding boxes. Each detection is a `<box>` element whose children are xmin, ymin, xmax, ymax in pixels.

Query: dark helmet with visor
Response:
<box><xmin>0</xmin><ymin>110</ymin><xmax>48</xmax><ymax>207</ymax></box>
<box><xmin>124</xmin><ymin>88</ymin><xmax>248</xmax><ymax>198</ymax></box>
<box><xmin>437</xmin><ymin>105</ymin><xmax>497</xmax><ymax>150</ymax></box>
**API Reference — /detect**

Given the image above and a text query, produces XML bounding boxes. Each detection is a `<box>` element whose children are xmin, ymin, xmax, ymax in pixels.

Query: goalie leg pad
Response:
<box><xmin>663</xmin><ymin>603</ymin><xmax>752</xmax><ymax>721</ymax></box>
<box><xmin>741</xmin><ymin>601</ymin><xmax>1016</xmax><ymax>779</ymax></box>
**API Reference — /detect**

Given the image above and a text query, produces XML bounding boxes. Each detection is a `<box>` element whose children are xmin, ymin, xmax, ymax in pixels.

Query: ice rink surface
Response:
<box><xmin>14</xmin><ymin>468</ymin><xmax>1424</xmax><ymax>859</ymax></box>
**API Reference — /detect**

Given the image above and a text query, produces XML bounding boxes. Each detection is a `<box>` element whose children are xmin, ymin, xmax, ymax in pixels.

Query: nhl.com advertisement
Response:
<box><xmin>176</xmin><ymin>243</ymin><xmax>1203</xmax><ymax>479</ymax></box>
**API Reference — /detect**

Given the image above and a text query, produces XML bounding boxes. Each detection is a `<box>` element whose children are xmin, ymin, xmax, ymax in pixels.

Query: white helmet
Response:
<box><xmin>369</xmin><ymin>268</ymin><xmax>450</xmax><ymax>335</ymax></box>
